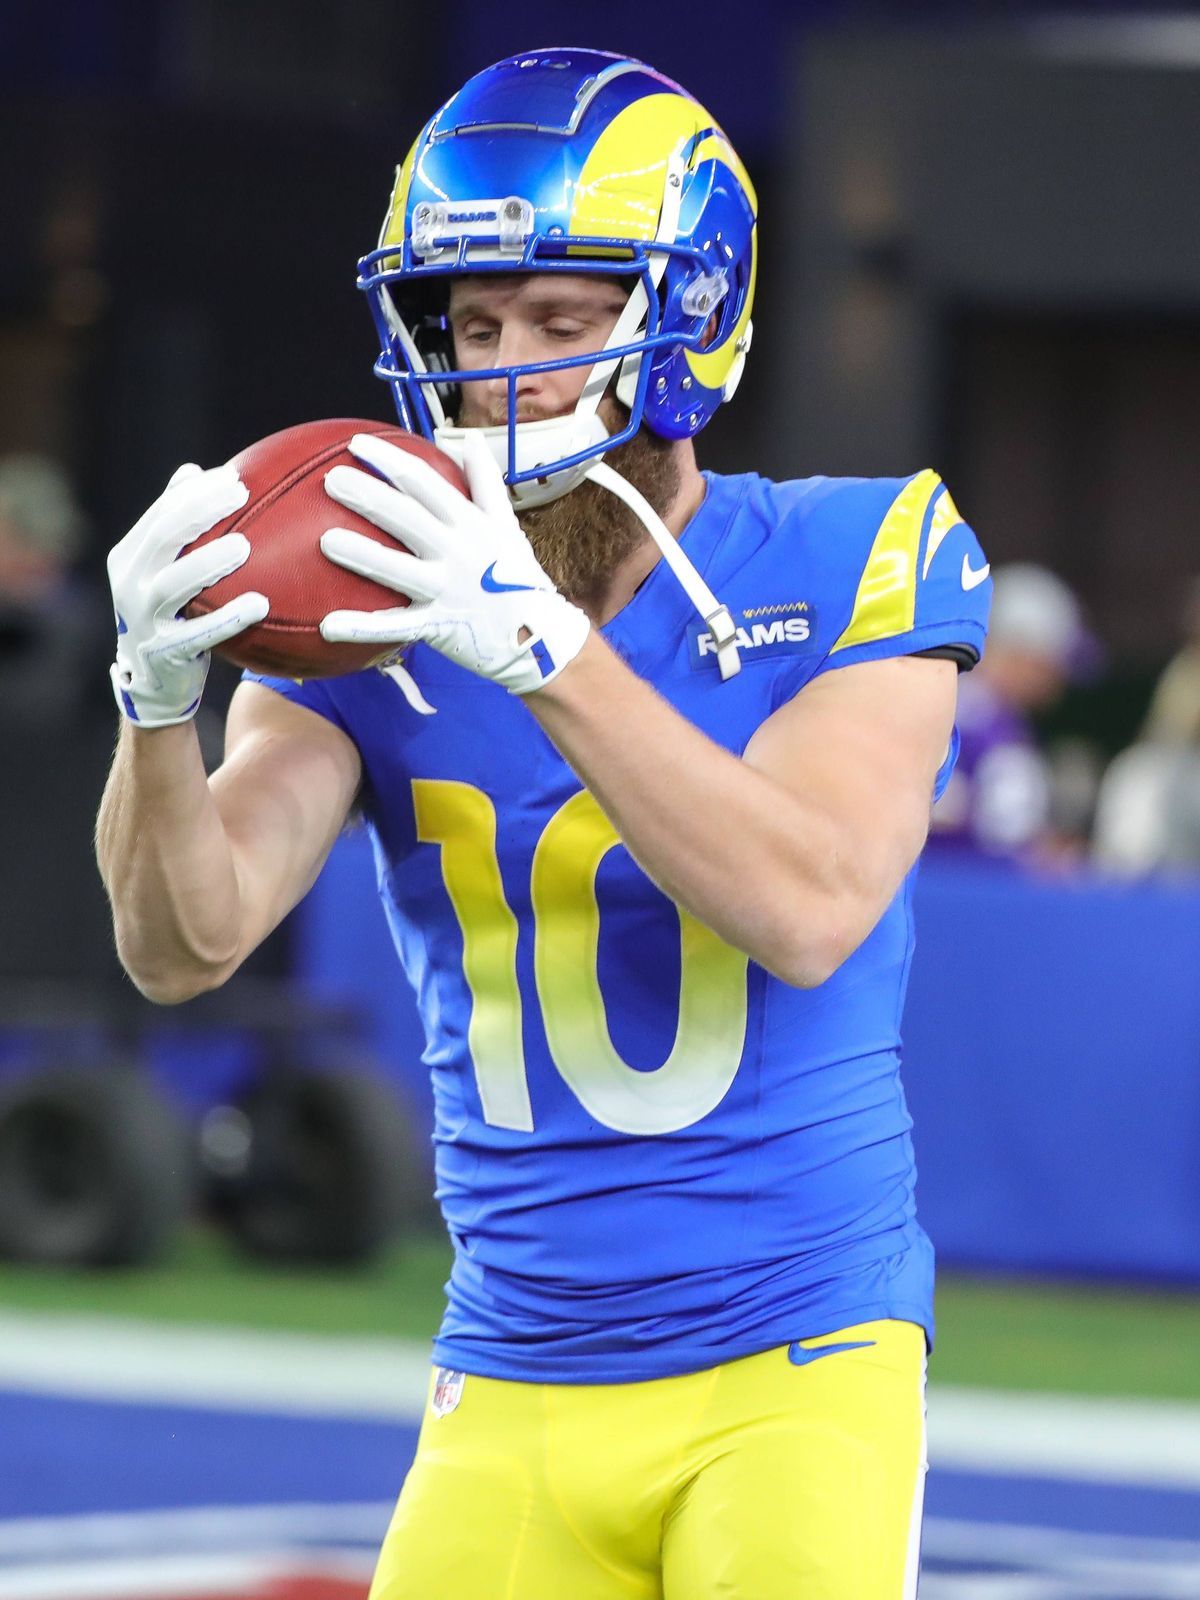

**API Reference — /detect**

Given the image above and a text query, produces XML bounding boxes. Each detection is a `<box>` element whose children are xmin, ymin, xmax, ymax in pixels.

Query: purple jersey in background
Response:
<box><xmin>926</xmin><ymin>673</ymin><xmax>1050</xmax><ymax>858</ymax></box>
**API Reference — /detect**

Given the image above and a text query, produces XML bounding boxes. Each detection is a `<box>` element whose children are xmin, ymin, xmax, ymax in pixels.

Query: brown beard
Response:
<box><xmin>517</xmin><ymin>419</ymin><xmax>682</xmax><ymax>612</ymax></box>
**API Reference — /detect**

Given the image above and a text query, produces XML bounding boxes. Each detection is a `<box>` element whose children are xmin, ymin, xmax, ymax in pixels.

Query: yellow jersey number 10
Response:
<box><xmin>413</xmin><ymin>780</ymin><xmax>750</xmax><ymax>1137</ymax></box>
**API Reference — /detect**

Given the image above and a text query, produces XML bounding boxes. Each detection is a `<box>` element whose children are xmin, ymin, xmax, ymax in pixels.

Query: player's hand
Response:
<box><xmin>107</xmin><ymin>462</ymin><xmax>269</xmax><ymax>727</ymax></box>
<box><xmin>319</xmin><ymin>432</ymin><xmax>590</xmax><ymax>695</ymax></box>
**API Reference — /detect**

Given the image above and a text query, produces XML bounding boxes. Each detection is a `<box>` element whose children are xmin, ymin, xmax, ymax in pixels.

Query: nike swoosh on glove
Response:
<box><xmin>107</xmin><ymin>462</ymin><xmax>268</xmax><ymax>727</ymax></box>
<box><xmin>318</xmin><ymin>431</ymin><xmax>590</xmax><ymax>696</ymax></box>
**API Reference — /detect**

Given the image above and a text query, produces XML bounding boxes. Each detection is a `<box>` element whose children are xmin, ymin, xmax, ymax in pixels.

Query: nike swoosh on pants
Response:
<box><xmin>787</xmin><ymin>1339</ymin><xmax>878</xmax><ymax>1367</ymax></box>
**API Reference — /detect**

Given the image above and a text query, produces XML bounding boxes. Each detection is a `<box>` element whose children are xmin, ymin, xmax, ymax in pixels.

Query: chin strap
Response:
<box><xmin>585</xmin><ymin>461</ymin><xmax>741</xmax><ymax>681</ymax></box>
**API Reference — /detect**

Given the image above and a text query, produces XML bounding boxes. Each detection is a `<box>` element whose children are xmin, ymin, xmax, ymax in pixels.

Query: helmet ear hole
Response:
<box><xmin>711</xmin><ymin>259</ymin><xmax>749</xmax><ymax>352</ymax></box>
<box><xmin>390</xmin><ymin>278</ymin><xmax>460</xmax><ymax>419</ymax></box>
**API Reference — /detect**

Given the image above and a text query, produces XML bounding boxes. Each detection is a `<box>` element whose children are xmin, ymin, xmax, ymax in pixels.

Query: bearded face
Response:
<box><xmin>515</xmin><ymin>403</ymin><xmax>682</xmax><ymax>611</ymax></box>
<box><xmin>445</xmin><ymin>275</ymin><xmax>686</xmax><ymax>612</ymax></box>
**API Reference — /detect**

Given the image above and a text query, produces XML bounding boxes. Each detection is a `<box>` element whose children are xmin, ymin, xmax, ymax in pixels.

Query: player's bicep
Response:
<box><xmin>211</xmin><ymin>681</ymin><xmax>363</xmax><ymax>959</ymax></box>
<box><xmin>745</xmin><ymin>655</ymin><xmax>957</xmax><ymax>905</ymax></box>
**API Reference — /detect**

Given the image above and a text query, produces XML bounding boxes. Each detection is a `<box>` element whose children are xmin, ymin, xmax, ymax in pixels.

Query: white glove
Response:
<box><xmin>107</xmin><ymin>462</ymin><xmax>268</xmax><ymax>727</ymax></box>
<box><xmin>319</xmin><ymin>432</ymin><xmax>590</xmax><ymax>696</ymax></box>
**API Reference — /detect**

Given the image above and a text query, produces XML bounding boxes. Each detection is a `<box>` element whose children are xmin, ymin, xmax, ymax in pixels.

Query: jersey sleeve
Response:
<box><xmin>241</xmin><ymin>670</ymin><xmax>356</xmax><ymax>742</ymax></box>
<box><xmin>813</xmin><ymin>469</ymin><xmax>991</xmax><ymax>679</ymax></box>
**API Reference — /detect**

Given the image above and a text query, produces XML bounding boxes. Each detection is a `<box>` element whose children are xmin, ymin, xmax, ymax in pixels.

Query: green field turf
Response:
<box><xmin>1</xmin><ymin>1227</ymin><xmax>1198</xmax><ymax>1401</ymax></box>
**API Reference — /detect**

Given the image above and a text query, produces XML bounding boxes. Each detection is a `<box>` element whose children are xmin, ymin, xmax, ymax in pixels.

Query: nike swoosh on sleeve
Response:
<box><xmin>961</xmin><ymin>555</ymin><xmax>991</xmax><ymax>591</ymax></box>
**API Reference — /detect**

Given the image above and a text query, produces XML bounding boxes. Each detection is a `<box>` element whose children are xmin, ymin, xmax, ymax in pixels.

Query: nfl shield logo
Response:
<box><xmin>432</xmin><ymin>1367</ymin><xmax>466</xmax><ymax>1417</ymax></box>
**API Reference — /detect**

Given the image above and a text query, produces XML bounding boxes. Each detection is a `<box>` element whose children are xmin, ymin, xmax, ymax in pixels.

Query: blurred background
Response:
<box><xmin>1</xmin><ymin>2</ymin><xmax>1199</xmax><ymax>1597</ymax></box>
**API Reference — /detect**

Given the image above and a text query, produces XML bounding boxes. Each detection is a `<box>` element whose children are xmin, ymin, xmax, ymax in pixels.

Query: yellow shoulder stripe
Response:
<box><xmin>829</xmin><ymin>470</ymin><xmax>944</xmax><ymax>655</ymax></box>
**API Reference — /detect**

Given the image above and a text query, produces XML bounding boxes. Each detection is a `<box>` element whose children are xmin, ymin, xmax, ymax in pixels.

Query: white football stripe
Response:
<box><xmin>0</xmin><ymin>1547</ymin><xmax>376</xmax><ymax>1599</ymax></box>
<box><xmin>1</xmin><ymin>1312</ymin><xmax>1200</xmax><ymax>1490</ymax></box>
<box><xmin>0</xmin><ymin>1312</ymin><xmax>430</xmax><ymax>1420</ymax></box>
<box><xmin>0</xmin><ymin>1502</ymin><xmax>390</xmax><ymax>1560</ymax></box>
<box><xmin>929</xmin><ymin>1385</ymin><xmax>1200</xmax><ymax>1488</ymax></box>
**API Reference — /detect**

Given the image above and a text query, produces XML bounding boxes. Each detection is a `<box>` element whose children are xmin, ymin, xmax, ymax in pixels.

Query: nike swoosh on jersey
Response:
<box><xmin>961</xmin><ymin>555</ymin><xmax>991</xmax><ymax>591</ymax></box>
<box><xmin>481</xmin><ymin>561</ymin><xmax>536</xmax><ymax>595</ymax></box>
<box><xmin>787</xmin><ymin>1338</ymin><xmax>877</xmax><ymax>1367</ymax></box>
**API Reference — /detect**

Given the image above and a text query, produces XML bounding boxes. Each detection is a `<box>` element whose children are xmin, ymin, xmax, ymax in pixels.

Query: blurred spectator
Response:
<box><xmin>1092</xmin><ymin>576</ymin><xmax>1200</xmax><ymax>874</ymax></box>
<box><xmin>1141</xmin><ymin>576</ymin><xmax>1200</xmax><ymax>748</ymax></box>
<box><xmin>927</xmin><ymin>563</ymin><xmax>1098</xmax><ymax>864</ymax></box>
<box><xmin>0</xmin><ymin>456</ymin><xmax>128</xmax><ymax>986</ymax></box>
<box><xmin>0</xmin><ymin>452</ymin><xmax>102</xmax><ymax>725</ymax></box>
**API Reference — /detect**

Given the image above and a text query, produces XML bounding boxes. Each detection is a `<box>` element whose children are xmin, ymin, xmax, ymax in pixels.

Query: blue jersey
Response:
<box><xmin>252</xmin><ymin>467</ymin><xmax>990</xmax><ymax>1383</ymax></box>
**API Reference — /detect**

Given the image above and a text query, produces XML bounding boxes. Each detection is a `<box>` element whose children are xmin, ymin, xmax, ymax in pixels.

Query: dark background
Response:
<box><xmin>3</xmin><ymin>0</ymin><xmax>1200</xmax><ymax>982</ymax></box>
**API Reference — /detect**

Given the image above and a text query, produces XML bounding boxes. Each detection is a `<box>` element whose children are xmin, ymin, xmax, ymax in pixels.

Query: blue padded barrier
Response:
<box><xmin>905</xmin><ymin>858</ymin><xmax>1200</xmax><ymax>1282</ymax></box>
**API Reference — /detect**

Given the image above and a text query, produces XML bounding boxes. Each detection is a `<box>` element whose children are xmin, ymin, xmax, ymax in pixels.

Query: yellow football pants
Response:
<box><xmin>369</xmin><ymin>1319</ymin><xmax>927</xmax><ymax>1600</ymax></box>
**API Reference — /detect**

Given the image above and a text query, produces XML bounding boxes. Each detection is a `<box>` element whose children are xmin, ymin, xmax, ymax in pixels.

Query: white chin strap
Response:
<box><xmin>434</xmin><ymin>425</ymin><xmax>741</xmax><ymax>682</ymax></box>
<box><xmin>435</xmin><ymin>414</ymin><xmax>610</xmax><ymax>510</ymax></box>
<box><xmin>586</xmin><ymin>461</ymin><xmax>741</xmax><ymax>681</ymax></box>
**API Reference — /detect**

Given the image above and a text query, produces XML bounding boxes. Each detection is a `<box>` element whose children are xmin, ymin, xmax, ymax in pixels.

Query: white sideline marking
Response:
<box><xmin>1</xmin><ymin>1312</ymin><xmax>1200</xmax><ymax>1488</ymax></box>
<box><xmin>920</xmin><ymin>1571</ymin><xmax>1200</xmax><ymax>1600</ymax></box>
<box><xmin>924</xmin><ymin>1515</ymin><xmax>1200</xmax><ymax>1568</ymax></box>
<box><xmin>2</xmin><ymin>1513</ymin><xmax>1200</xmax><ymax>1600</ymax></box>
<box><xmin>13</xmin><ymin>1503</ymin><xmax>1200</xmax><ymax>1571</ymax></box>
<box><xmin>928</xmin><ymin>1386</ymin><xmax>1200</xmax><ymax>1489</ymax></box>
<box><xmin>0</xmin><ymin>1313</ymin><xmax>431</xmax><ymax>1420</ymax></box>
<box><xmin>0</xmin><ymin>1547</ymin><xmax>375</xmax><ymax>1599</ymax></box>
<box><xmin>0</xmin><ymin>1502</ymin><xmax>392</xmax><ymax>1560</ymax></box>
<box><xmin>919</xmin><ymin>1521</ymin><xmax>1200</xmax><ymax>1599</ymax></box>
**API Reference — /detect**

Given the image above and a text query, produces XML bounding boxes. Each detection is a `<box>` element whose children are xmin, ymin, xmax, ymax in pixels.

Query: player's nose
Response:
<box><xmin>491</xmin><ymin>321</ymin><xmax>543</xmax><ymax>372</ymax></box>
<box><xmin>482</xmin><ymin>327</ymin><xmax>547</xmax><ymax>417</ymax></box>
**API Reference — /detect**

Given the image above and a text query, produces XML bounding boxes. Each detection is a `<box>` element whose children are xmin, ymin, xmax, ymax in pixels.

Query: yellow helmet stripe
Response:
<box><xmin>683</xmin><ymin>132</ymin><xmax>756</xmax><ymax>393</ymax></box>
<box><xmin>569</xmin><ymin>97</ymin><xmax>757</xmax><ymax>394</ymax></box>
<box><xmin>379</xmin><ymin>135</ymin><xmax>421</xmax><ymax>268</ymax></box>
<box><xmin>569</xmin><ymin>92</ymin><xmax>710</xmax><ymax>244</ymax></box>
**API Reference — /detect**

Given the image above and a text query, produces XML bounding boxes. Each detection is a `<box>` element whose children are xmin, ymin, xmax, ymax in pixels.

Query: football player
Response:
<box><xmin>97</xmin><ymin>48</ymin><xmax>991</xmax><ymax>1599</ymax></box>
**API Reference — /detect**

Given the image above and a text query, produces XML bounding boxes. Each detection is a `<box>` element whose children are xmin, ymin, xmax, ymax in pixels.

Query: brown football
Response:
<box><xmin>184</xmin><ymin>418</ymin><xmax>468</xmax><ymax>678</ymax></box>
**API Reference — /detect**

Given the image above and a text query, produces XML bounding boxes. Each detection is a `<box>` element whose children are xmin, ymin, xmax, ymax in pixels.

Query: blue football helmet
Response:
<box><xmin>358</xmin><ymin>47</ymin><xmax>758</xmax><ymax>510</ymax></box>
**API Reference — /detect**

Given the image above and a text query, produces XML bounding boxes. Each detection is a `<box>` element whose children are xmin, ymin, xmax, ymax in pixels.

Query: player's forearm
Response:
<box><xmin>525</xmin><ymin>635</ymin><xmax>871</xmax><ymax>985</ymax></box>
<box><xmin>96</xmin><ymin>721</ymin><xmax>245</xmax><ymax>1002</ymax></box>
